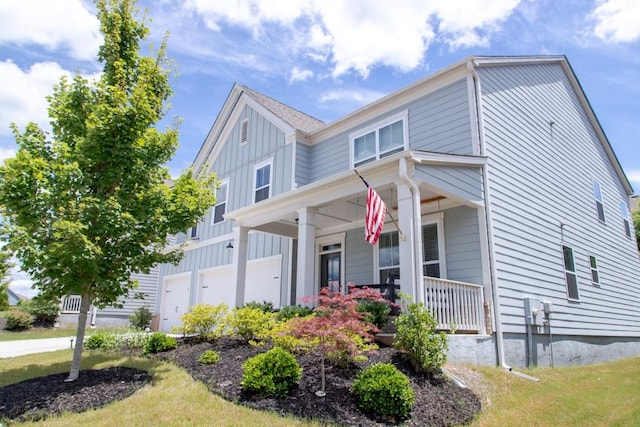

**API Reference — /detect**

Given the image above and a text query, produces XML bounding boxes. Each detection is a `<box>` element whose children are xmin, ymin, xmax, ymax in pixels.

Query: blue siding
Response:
<box><xmin>479</xmin><ymin>62</ymin><xmax>640</xmax><ymax>336</ymax></box>
<box><xmin>295</xmin><ymin>142</ymin><xmax>312</xmax><ymax>186</ymax></box>
<box><xmin>444</xmin><ymin>206</ymin><xmax>483</xmax><ymax>284</ymax></box>
<box><xmin>345</xmin><ymin>227</ymin><xmax>375</xmax><ymax>284</ymax></box>
<box><xmin>415</xmin><ymin>164</ymin><xmax>484</xmax><ymax>203</ymax></box>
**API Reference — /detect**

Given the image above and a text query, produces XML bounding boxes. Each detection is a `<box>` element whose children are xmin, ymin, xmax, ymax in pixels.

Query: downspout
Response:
<box><xmin>399</xmin><ymin>157</ymin><xmax>424</xmax><ymax>304</ymax></box>
<box><xmin>468</xmin><ymin>60</ymin><xmax>538</xmax><ymax>381</ymax></box>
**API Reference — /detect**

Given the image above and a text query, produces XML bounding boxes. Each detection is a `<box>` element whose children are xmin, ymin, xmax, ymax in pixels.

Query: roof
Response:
<box><xmin>240</xmin><ymin>85</ymin><xmax>325</xmax><ymax>134</ymax></box>
<box><xmin>7</xmin><ymin>287</ymin><xmax>29</xmax><ymax>304</ymax></box>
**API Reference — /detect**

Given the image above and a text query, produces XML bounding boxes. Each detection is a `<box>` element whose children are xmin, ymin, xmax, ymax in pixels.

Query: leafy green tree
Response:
<box><xmin>0</xmin><ymin>247</ymin><xmax>13</xmax><ymax>311</ymax></box>
<box><xmin>633</xmin><ymin>210</ymin><xmax>640</xmax><ymax>252</ymax></box>
<box><xmin>0</xmin><ymin>0</ymin><xmax>215</xmax><ymax>380</ymax></box>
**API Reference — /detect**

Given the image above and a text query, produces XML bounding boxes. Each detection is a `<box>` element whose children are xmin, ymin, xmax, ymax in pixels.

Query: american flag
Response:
<box><xmin>365</xmin><ymin>186</ymin><xmax>386</xmax><ymax>245</ymax></box>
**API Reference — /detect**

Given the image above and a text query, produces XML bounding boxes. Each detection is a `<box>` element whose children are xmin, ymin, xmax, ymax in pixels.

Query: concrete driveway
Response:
<box><xmin>0</xmin><ymin>337</ymin><xmax>75</xmax><ymax>358</ymax></box>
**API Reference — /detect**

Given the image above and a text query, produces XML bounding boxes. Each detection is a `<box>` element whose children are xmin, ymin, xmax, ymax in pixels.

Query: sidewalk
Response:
<box><xmin>0</xmin><ymin>337</ymin><xmax>75</xmax><ymax>358</ymax></box>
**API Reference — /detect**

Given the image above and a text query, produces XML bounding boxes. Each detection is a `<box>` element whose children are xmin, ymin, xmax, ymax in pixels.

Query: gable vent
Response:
<box><xmin>240</xmin><ymin>119</ymin><xmax>249</xmax><ymax>145</ymax></box>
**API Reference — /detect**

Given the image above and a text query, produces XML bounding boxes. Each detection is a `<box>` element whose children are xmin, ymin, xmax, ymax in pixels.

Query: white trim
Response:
<box><xmin>196</xmin><ymin>264</ymin><xmax>232</xmax><ymax>306</ymax></box>
<box><xmin>589</xmin><ymin>255</ymin><xmax>600</xmax><ymax>286</ymax></box>
<box><xmin>466</xmin><ymin>73</ymin><xmax>481</xmax><ymax>156</ymax></box>
<box><xmin>421</xmin><ymin>212</ymin><xmax>446</xmax><ymax>279</ymax></box>
<box><xmin>253</xmin><ymin>158</ymin><xmax>273</xmax><ymax>203</ymax></box>
<box><xmin>561</xmin><ymin>245</ymin><xmax>580</xmax><ymax>301</ymax></box>
<box><xmin>211</xmin><ymin>178</ymin><xmax>229</xmax><ymax>225</ymax></box>
<box><xmin>159</xmin><ymin>272</ymin><xmax>192</xmax><ymax>331</ymax></box>
<box><xmin>349</xmin><ymin>110</ymin><xmax>409</xmax><ymax>168</ymax></box>
<box><xmin>315</xmin><ymin>233</ymin><xmax>346</xmax><ymax>293</ymax></box>
<box><xmin>592</xmin><ymin>179</ymin><xmax>606</xmax><ymax>223</ymax></box>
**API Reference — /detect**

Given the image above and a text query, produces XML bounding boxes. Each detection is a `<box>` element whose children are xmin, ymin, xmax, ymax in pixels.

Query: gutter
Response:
<box><xmin>468</xmin><ymin>60</ymin><xmax>539</xmax><ymax>382</ymax></box>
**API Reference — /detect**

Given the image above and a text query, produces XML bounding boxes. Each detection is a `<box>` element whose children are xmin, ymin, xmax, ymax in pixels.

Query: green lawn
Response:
<box><xmin>0</xmin><ymin>325</ymin><xmax>129</xmax><ymax>342</ymax></box>
<box><xmin>2</xmin><ymin>349</ymin><xmax>639</xmax><ymax>426</ymax></box>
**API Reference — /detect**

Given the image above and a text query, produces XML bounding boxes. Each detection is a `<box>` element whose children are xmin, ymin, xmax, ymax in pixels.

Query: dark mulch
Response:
<box><xmin>0</xmin><ymin>338</ymin><xmax>481</xmax><ymax>426</ymax></box>
<box><xmin>0</xmin><ymin>367</ymin><xmax>151</xmax><ymax>423</ymax></box>
<box><xmin>155</xmin><ymin>338</ymin><xmax>482</xmax><ymax>426</ymax></box>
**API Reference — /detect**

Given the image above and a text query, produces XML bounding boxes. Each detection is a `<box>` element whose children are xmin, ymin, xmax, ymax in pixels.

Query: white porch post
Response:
<box><xmin>396</xmin><ymin>182</ymin><xmax>418</xmax><ymax>300</ymax></box>
<box><xmin>232</xmin><ymin>226</ymin><xmax>249</xmax><ymax>307</ymax></box>
<box><xmin>296</xmin><ymin>207</ymin><xmax>316</xmax><ymax>304</ymax></box>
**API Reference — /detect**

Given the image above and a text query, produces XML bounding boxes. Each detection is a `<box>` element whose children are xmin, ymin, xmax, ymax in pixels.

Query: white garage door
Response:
<box><xmin>160</xmin><ymin>273</ymin><xmax>191</xmax><ymax>332</ymax></box>
<box><xmin>197</xmin><ymin>256</ymin><xmax>282</xmax><ymax>309</ymax></box>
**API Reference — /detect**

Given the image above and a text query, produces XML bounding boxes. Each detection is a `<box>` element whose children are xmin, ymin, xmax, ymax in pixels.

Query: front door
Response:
<box><xmin>319</xmin><ymin>242</ymin><xmax>342</xmax><ymax>292</ymax></box>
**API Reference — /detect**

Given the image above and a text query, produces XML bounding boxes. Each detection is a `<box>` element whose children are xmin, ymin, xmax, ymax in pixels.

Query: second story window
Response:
<box><xmin>620</xmin><ymin>200</ymin><xmax>632</xmax><ymax>238</ymax></box>
<box><xmin>212</xmin><ymin>180</ymin><xmax>228</xmax><ymax>224</ymax></box>
<box><xmin>254</xmin><ymin>161</ymin><xmax>272</xmax><ymax>203</ymax></box>
<box><xmin>189</xmin><ymin>223</ymin><xmax>198</xmax><ymax>239</ymax></box>
<box><xmin>351</xmin><ymin>112</ymin><xmax>407</xmax><ymax>168</ymax></box>
<box><xmin>593</xmin><ymin>180</ymin><xmax>606</xmax><ymax>223</ymax></box>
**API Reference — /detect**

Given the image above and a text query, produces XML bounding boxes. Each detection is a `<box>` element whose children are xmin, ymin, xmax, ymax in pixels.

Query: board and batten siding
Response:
<box><xmin>304</xmin><ymin>79</ymin><xmax>474</xmax><ymax>184</ymax></box>
<box><xmin>478</xmin><ymin>62</ymin><xmax>640</xmax><ymax>337</ymax></box>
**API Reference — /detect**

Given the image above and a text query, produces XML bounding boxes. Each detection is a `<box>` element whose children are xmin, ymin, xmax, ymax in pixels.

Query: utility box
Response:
<box><xmin>524</xmin><ymin>297</ymin><xmax>545</xmax><ymax>327</ymax></box>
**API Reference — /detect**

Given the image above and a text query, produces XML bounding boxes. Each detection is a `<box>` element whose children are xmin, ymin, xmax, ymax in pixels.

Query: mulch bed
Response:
<box><xmin>0</xmin><ymin>338</ymin><xmax>481</xmax><ymax>426</ymax></box>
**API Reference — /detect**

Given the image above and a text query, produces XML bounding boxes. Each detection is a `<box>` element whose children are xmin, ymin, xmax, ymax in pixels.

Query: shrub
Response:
<box><xmin>5</xmin><ymin>308</ymin><xmax>33</xmax><ymax>330</ymax></box>
<box><xmin>277</xmin><ymin>305</ymin><xmax>313</xmax><ymax>322</ymax></box>
<box><xmin>198</xmin><ymin>349</ymin><xmax>221</xmax><ymax>365</ymax></box>
<box><xmin>225</xmin><ymin>307</ymin><xmax>277</xmax><ymax>343</ymax></box>
<box><xmin>356</xmin><ymin>300</ymin><xmax>391</xmax><ymax>329</ymax></box>
<box><xmin>144</xmin><ymin>332</ymin><xmax>177</xmax><ymax>354</ymax></box>
<box><xmin>242</xmin><ymin>300</ymin><xmax>275</xmax><ymax>313</ymax></box>
<box><xmin>85</xmin><ymin>332</ymin><xmax>112</xmax><ymax>350</ymax></box>
<box><xmin>85</xmin><ymin>330</ymin><xmax>151</xmax><ymax>351</ymax></box>
<box><xmin>129</xmin><ymin>306</ymin><xmax>153</xmax><ymax>330</ymax></box>
<box><xmin>351</xmin><ymin>363</ymin><xmax>414</xmax><ymax>420</ymax></box>
<box><xmin>262</xmin><ymin>317</ymin><xmax>320</xmax><ymax>352</ymax></box>
<box><xmin>172</xmin><ymin>303</ymin><xmax>228</xmax><ymax>340</ymax></box>
<box><xmin>24</xmin><ymin>295</ymin><xmax>60</xmax><ymax>326</ymax></box>
<box><xmin>241</xmin><ymin>347</ymin><xmax>302</xmax><ymax>397</ymax></box>
<box><xmin>393</xmin><ymin>294</ymin><xmax>448</xmax><ymax>374</ymax></box>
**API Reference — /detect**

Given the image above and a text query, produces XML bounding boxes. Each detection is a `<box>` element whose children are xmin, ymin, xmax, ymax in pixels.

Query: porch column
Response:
<box><xmin>232</xmin><ymin>226</ymin><xmax>249</xmax><ymax>307</ymax></box>
<box><xmin>296</xmin><ymin>207</ymin><xmax>316</xmax><ymax>304</ymax></box>
<box><xmin>396</xmin><ymin>182</ymin><xmax>419</xmax><ymax>300</ymax></box>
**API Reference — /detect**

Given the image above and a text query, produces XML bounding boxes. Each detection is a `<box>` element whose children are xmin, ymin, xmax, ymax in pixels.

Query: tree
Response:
<box><xmin>0</xmin><ymin>246</ymin><xmax>13</xmax><ymax>311</ymax></box>
<box><xmin>0</xmin><ymin>0</ymin><xmax>216</xmax><ymax>381</ymax></box>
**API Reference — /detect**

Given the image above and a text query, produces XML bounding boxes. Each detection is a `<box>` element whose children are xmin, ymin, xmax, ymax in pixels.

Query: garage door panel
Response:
<box><xmin>161</xmin><ymin>274</ymin><xmax>190</xmax><ymax>332</ymax></box>
<box><xmin>199</xmin><ymin>268</ymin><xmax>235</xmax><ymax>308</ymax></box>
<box><xmin>245</xmin><ymin>258</ymin><xmax>281</xmax><ymax>308</ymax></box>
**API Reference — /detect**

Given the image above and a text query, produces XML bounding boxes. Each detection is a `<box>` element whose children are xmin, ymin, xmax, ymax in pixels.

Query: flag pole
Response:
<box><xmin>354</xmin><ymin>170</ymin><xmax>406</xmax><ymax>240</ymax></box>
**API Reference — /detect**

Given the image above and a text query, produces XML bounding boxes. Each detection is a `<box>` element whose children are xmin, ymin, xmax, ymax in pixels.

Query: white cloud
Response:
<box><xmin>0</xmin><ymin>0</ymin><xmax>101</xmax><ymax>60</ymax></box>
<box><xmin>0</xmin><ymin>148</ymin><xmax>16</xmax><ymax>163</ymax></box>
<box><xmin>627</xmin><ymin>170</ymin><xmax>640</xmax><ymax>189</ymax></box>
<box><xmin>0</xmin><ymin>60</ymin><xmax>70</xmax><ymax>136</ymax></box>
<box><xmin>288</xmin><ymin>67</ymin><xmax>314</xmax><ymax>84</ymax></box>
<box><xmin>319</xmin><ymin>88</ymin><xmax>386</xmax><ymax>105</ymax></box>
<box><xmin>590</xmin><ymin>0</ymin><xmax>640</xmax><ymax>43</ymax></box>
<box><xmin>184</xmin><ymin>0</ymin><xmax>521</xmax><ymax>78</ymax></box>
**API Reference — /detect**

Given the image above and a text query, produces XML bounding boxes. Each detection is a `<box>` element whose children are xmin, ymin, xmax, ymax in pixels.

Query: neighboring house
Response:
<box><xmin>59</xmin><ymin>268</ymin><xmax>159</xmax><ymax>327</ymax></box>
<box><xmin>7</xmin><ymin>287</ymin><xmax>29</xmax><ymax>306</ymax></box>
<box><xmin>155</xmin><ymin>55</ymin><xmax>640</xmax><ymax>368</ymax></box>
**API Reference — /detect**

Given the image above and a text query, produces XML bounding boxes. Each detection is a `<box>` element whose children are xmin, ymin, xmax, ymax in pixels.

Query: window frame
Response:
<box><xmin>189</xmin><ymin>223</ymin><xmax>198</xmax><ymax>240</ymax></box>
<box><xmin>562</xmin><ymin>245</ymin><xmax>579</xmax><ymax>301</ymax></box>
<box><xmin>589</xmin><ymin>255</ymin><xmax>600</xmax><ymax>286</ymax></box>
<box><xmin>421</xmin><ymin>213</ymin><xmax>446</xmax><ymax>279</ymax></box>
<box><xmin>349</xmin><ymin>110</ymin><xmax>408</xmax><ymax>168</ymax></box>
<box><xmin>592</xmin><ymin>180</ymin><xmax>606</xmax><ymax>223</ymax></box>
<box><xmin>620</xmin><ymin>200</ymin><xmax>632</xmax><ymax>238</ymax></box>
<box><xmin>211</xmin><ymin>178</ymin><xmax>229</xmax><ymax>225</ymax></box>
<box><xmin>253</xmin><ymin>158</ymin><xmax>273</xmax><ymax>203</ymax></box>
<box><xmin>376</xmin><ymin>230</ymin><xmax>400</xmax><ymax>285</ymax></box>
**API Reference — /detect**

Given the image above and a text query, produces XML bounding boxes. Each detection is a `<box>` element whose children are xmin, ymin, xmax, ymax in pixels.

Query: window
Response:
<box><xmin>378</xmin><ymin>231</ymin><xmax>400</xmax><ymax>284</ymax></box>
<box><xmin>189</xmin><ymin>224</ymin><xmax>198</xmax><ymax>239</ymax></box>
<box><xmin>254</xmin><ymin>161</ymin><xmax>272</xmax><ymax>203</ymax></box>
<box><xmin>212</xmin><ymin>180</ymin><xmax>228</xmax><ymax>224</ymax></box>
<box><xmin>620</xmin><ymin>200</ymin><xmax>632</xmax><ymax>237</ymax></box>
<box><xmin>422</xmin><ymin>223</ymin><xmax>441</xmax><ymax>278</ymax></box>
<box><xmin>589</xmin><ymin>255</ymin><xmax>600</xmax><ymax>285</ymax></box>
<box><xmin>593</xmin><ymin>181</ymin><xmax>606</xmax><ymax>222</ymax></box>
<box><xmin>562</xmin><ymin>245</ymin><xmax>579</xmax><ymax>300</ymax></box>
<box><xmin>351</xmin><ymin>113</ymin><xmax>407</xmax><ymax>167</ymax></box>
<box><xmin>240</xmin><ymin>119</ymin><xmax>249</xmax><ymax>145</ymax></box>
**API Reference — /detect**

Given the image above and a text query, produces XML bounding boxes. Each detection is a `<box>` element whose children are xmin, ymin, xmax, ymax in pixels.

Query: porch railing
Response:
<box><xmin>423</xmin><ymin>277</ymin><xmax>484</xmax><ymax>333</ymax></box>
<box><xmin>60</xmin><ymin>295</ymin><xmax>82</xmax><ymax>313</ymax></box>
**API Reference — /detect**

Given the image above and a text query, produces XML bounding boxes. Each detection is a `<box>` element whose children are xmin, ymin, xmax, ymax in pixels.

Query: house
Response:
<box><xmin>7</xmin><ymin>287</ymin><xmax>29</xmax><ymax>306</ymax></box>
<box><xmin>154</xmin><ymin>55</ymin><xmax>640</xmax><ymax>368</ymax></box>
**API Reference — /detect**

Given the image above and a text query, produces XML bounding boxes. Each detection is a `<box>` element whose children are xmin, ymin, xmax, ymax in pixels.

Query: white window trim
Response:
<box><xmin>589</xmin><ymin>255</ymin><xmax>600</xmax><ymax>286</ymax></box>
<box><xmin>315</xmin><ymin>233</ymin><xmax>346</xmax><ymax>293</ymax></box>
<box><xmin>621</xmin><ymin>200</ymin><xmax>632</xmax><ymax>238</ymax></box>
<box><xmin>211</xmin><ymin>178</ymin><xmax>229</xmax><ymax>225</ymax></box>
<box><xmin>189</xmin><ymin>223</ymin><xmax>199</xmax><ymax>240</ymax></box>
<box><xmin>374</xmin><ymin>230</ymin><xmax>401</xmax><ymax>284</ymax></box>
<box><xmin>349</xmin><ymin>110</ymin><xmax>409</xmax><ymax>168</ymax></box>
<box><xmin>253</xmin><ymin>158</ymin><xmax>273</xmax><ymax>203</ymax></box>
<box><xmin>592</xmin><ymin>180</ymin><xmax>606</xmax><ymax>223</ymax></box>
<box><xmin>562</xmin><ymin>245</ymin><xmax>580</xmax><ymax>301</ymax></box>
<box><xmin>421</xmin><ymin>212</ymin><xmax>446</xmax><ymax>279</ymax></box>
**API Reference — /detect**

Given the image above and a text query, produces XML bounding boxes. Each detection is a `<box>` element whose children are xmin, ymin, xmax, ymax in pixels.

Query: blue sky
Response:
<box><xmin>1</xmin><ymin>0</ymin><xmax>639</xmax><ymax>296</ymax></box>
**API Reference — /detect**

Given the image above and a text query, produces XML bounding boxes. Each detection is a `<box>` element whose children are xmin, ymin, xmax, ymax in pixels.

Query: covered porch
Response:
<box><xmin>226</xmin><ymin>151</ymin><xmax>493</xmax><ymax>334</ymax></box>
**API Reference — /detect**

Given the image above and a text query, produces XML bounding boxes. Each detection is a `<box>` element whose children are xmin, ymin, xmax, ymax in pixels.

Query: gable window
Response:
<box><xmin>620</xmin><ymin>200</ymin><xmax>632</xmax><ymax>237</ymax></box>
<box><xmin>589</xmin><ymin>255</ymin><xmax>600</xmax><ymax>285</ymax></box>
<box><xmin>254</xmin><ymin>160</ymin><xmax>272</xmax><ymax>203</ymax></box>
<box><xmin>593</xmin><ymin>181</ymin><xmax>606</xmax><ymax>223</ymax></box>
<box><xmin>240</xmin><ymin>119</ymin><xmax>249</xmax><ymax>145</ymax></box>
<box><xmin>351</xmin><ymin>112</ymin><xmax>407</xmax><ymax>167</ymax></box>
<box><xmin>562</xmin><ymin>245</ymin><xmax>579</xmax><ymax>300</ymax></box>
<box><xmin>212</xmin><ymin>180</ymin><xmax>228</xmax><ymax>224</ymax></box>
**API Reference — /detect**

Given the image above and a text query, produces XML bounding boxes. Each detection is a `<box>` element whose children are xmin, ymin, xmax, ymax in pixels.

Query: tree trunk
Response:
<box><xmin>66</xmin><ymin>293</ymin><xmax>91</xmax><ymax>381</ymax></box>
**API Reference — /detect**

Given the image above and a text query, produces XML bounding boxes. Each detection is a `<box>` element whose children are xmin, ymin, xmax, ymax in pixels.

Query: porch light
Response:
<box><xmin>226</xmin><ymin>240</ymin><xmax>234</xmax><ymax>249</ymax></box>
